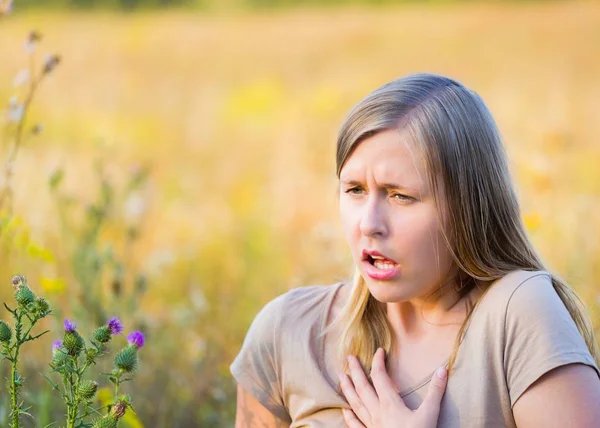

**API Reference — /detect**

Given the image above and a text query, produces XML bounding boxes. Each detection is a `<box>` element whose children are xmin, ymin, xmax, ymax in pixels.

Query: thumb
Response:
<box><xmin>418</xmin><ymin>366</ymin><xmax>447</xmax><ymax>421</ymax></box>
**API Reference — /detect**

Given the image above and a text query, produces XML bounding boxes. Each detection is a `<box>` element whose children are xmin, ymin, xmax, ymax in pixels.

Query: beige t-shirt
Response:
<box><xmin>230</xmin><ymin>270</ymin><xmax>600</xmax><ymax>427</ymax></box>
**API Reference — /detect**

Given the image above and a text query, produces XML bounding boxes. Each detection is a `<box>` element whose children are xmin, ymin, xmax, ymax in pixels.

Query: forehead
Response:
<box><xmin>340</xmin><ymin>129</ymin><xmax>428</xmax><ymax>188</ymax></box>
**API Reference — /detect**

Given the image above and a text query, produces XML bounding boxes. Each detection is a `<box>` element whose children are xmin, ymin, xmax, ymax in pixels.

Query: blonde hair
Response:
<box><xmin>333</xmin><ymin>73</ymin><xmax>600</xmax><ymax>376</ymax></box>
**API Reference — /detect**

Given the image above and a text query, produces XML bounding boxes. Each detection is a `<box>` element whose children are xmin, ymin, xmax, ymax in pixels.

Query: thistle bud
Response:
<box><xmin>93</xmin><ymin>326</ymin><xmax>111</xmax><ymax>343</ymax></box>
<box><xmin>92</xmin><ymin>416</ymin><xmax>117</xmax><ymax>428</ymax></box>
<box><xmin>64</xmin><ymin>330</ymin><xmax>84</xmax><ymax>357</ymax></box>
<box><xmin>78</xmin><ymin>380</ymin><xmax>99</xmax><ymax>400</ymax></box>
<box><xmin>52</xmin><ymin>339</ymin><xmax>63</xmax><ymax>354</ymax></box>
<box><xmin>0</xmin><ymin>320</ymin><xmax>11</xmax><ymax>343</ymax></box>
<box><xmin>15</xmin><ymin>286</ymin><xmax>35</xmax><ymax>306</ymax></box>
<box><xmin>51</xmin><ymin>350</ymin><xmax>69</xmax><ymax>372</ymax></box>
<box><xmin>35</xmin><ymin>297</ymin><xmax>50</xmax><ymax>314</ymax></box>
<box><xmin>110</xmin><ymin>400</ymin><xmax>128</xmax><ymax>419</ymax></box>
<box><xmin>114</xmin><ymin>345</ymin><xmax>138</xmax><ymax>373</ymax></box>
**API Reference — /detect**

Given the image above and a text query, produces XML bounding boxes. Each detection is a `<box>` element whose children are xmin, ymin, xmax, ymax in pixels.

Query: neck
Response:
<box><xmin>385</xmin><ymin>279</ymin><xmax>469</xmax><ymax>338</ymax></box>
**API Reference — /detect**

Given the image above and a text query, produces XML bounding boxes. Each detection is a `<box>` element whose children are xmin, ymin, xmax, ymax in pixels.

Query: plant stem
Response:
<box><xmin>10</xmin><ymin>362</ymin><xmax>18</xmax><ymax>428</ymax></box>
<box><xmin>9</xmin><ymin>311</ymin><xmax>23</xmax><ymax>428</ymax></box>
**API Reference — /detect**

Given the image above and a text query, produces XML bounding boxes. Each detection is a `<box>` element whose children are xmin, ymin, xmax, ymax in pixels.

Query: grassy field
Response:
<box><xmin>1</xmin><ymin>1</ymin><xmax>600</xmax><ymax>425</ymax></box>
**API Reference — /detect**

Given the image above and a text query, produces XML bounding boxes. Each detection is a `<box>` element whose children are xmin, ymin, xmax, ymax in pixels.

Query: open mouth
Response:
<box><xmin>364</xmin><ymin>254</ymin><xmax>398</xmax><ymax>270</ymax></box>
<box><xmin>362</xmin><ymin>252</ymin><xmax>400</xmax><ymax>280</ymax></box>
<box><xmin>367</xmin><ymin>256</ymin><xmax>396</xmax><ymax>270</ymax></box>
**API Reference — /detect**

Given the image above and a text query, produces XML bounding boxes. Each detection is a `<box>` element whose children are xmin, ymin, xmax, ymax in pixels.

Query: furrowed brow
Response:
<box><xmin>340</xmin><ymin>179</ymin><xmax>417</xmax><ymax>192</ymax></box>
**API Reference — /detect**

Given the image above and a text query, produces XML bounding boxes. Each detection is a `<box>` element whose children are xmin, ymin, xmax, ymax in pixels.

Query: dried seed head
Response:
<box><xmin>42</xmin><ymin>54</ymin><xmax>61</xmax><ymax>75</ymax></box>
<box><xmin>27</xmin><ymin>30</ymin><xmax>42</xmax><ymax>43</ymax></box>
<box><xmin>11</xmin><ymin>274</ymin><xmax>26</xmax><ymax>289</ymax></box>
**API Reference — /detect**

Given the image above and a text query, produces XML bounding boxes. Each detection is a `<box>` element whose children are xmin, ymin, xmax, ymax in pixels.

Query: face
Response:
<box><xmin>338</xmin><ymin>128</ymin><xmax>456</xmax><ymax>303</ymax></box>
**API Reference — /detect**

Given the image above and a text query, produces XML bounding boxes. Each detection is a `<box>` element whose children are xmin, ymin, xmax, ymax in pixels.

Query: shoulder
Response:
<box><xmin>467</xmin><ymin>269</ymin><xmax>563</xmax><ymax>346</ymax></box>
<box><xmin>482</xmin><ymin>269</ymin><xmax>553</xmax><ymax>306</ymax></box>
<box><xmin>250</xmin><ymin>282</ymin><xmax>344</xmax><ymax>334</ymax></box>
<box><xmin>475</xmin><ymin>270</ymin><xmax>554</xmax><ymax>321</ymax></box>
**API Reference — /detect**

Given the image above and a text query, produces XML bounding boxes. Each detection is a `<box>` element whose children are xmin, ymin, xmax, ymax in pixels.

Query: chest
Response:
<box><xmin>387</xmin><ymin>326</ymin><xmax>461</xmax><ymax>395</ymax></box>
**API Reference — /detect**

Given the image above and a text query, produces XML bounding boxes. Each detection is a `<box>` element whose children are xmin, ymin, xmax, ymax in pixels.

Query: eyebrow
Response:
<box><xmin>339</xmin><ymin>179</ymin><xmax>418</xmax><ymax>192</ymax></box>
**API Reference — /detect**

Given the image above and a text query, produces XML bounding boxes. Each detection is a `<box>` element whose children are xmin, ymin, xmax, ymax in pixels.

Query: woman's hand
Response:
<box><xmin>338</xmin><ymin>348</ymin><xmax>447</xmax><ymax>428</ymax></box>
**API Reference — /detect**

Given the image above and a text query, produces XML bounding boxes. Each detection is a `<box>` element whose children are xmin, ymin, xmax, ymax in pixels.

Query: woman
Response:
<box><xmin>230</xmin><ymin>73</ymin><xmax>600</xmax><ymax>427</ymax></box>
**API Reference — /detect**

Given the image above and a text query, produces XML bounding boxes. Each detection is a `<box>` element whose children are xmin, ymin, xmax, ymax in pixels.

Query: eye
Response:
<box><xmin>344</xmin><ymin>187</ymin><xmax>364</xmax><ymax>195</ymax></box>
<box><xmin>391</xmin><ymin>193</ymin><xmax>414</xmax><ymax>202</ymax></box>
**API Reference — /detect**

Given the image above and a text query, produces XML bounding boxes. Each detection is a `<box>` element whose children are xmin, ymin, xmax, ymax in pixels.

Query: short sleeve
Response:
<box><xmin>504</xmin><ymin>273</ymin><xmax>600</xmax><ymax>407</ymax></box>
<box><xmin>230</xmin><ymin>294</ymin><xmax>291</xmax><ymax>422</ymax></box>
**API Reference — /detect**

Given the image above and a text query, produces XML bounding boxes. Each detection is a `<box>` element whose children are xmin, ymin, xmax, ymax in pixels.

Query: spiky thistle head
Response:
<box><xmin>52</xmin><ymin>339</ymin><xmax>63</xmax><ymax>354</ymax></box>
<box><xmin>114</xmin><ymin>345</ymin><xmax>138</xmax><ymax>373</ymax></box>
<box><xmin>63</xmin><ymin>321</ymin><xmax>84</xmax><ymax>357</ymax></box>
<box><xmin>34</xmin><ymin>296</ymin><xmax>51</xmax><ymax>315</ymax></box>
<box><xmin>91</xmin><ymin>399</ymin><xmax>128</xmax><ymax>428</ymax></box>
<box><xmin>93</xmin><ymin>317</ymin><xmax>124</xmax><ymax>344</ymax></box>
<box><xmin>110</xmin><ymin>400</ymin><xmax>128</xmax><ymax>419</ymax></box>
<box><xmin>78</xmin><ymin>380</ymin><xmax>99</xmax><ymax>400</ymax></box>
<box><xmin>93</xmin><ymin>325</ymin><xmax>111</xmax><ymax>343</ymax></box>
<box><xmin>51</xmin><ymin>340</ymin><xmax>68</xmax><ymax>371</ymax></box>
<box><xmin>14</xmin><ymin>285</ymin><xmax>35</xmax><ymax>307</ymax></box>
<box><xmin>92</xmin><ymin>416</ymin><xmax>117</xmax><ymax>428</ymax></box>
<box><xmin>0</xmin><ymin>320</ymin><xmax>11</xmax><ymax>343</ymax></box>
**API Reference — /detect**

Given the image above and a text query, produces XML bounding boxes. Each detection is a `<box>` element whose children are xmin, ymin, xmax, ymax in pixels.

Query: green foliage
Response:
<box><xmin>0</xmin><ymin>276</ymin><xmax>52</xmax><ymax>428</ymax></box>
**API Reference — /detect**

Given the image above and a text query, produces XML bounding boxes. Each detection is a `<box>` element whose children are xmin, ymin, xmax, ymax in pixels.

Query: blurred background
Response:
<box><xmin>1</xmin><ymin>0</ymin><xmax>599</xmax><ymax>426</ymax></box>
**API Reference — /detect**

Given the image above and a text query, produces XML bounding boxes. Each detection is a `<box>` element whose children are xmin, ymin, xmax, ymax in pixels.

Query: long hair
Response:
<box><xmin>333</xmin><ymin>73</ymin><xmax>600</xmax><ymax>376</ymax></box>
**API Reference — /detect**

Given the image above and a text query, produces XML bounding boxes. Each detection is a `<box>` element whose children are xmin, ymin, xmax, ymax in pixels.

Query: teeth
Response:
<box><xmin>374</xmin><ymin>260</ymin><xmax>396</xmax><ymax>270</ymax></box>
<box><xmin>371</xmin><ymin>255</ymin><xmax>385</xmax><ymax>260</ymax></box>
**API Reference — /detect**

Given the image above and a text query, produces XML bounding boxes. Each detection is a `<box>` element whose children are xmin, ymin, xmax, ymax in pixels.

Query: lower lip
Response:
<box><xmin>362</xmin><ymin>260</ymin><xmax>400</xmax><ymax>280</ymax></box>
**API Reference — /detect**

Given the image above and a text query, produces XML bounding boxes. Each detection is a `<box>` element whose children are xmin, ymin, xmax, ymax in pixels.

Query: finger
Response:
<box><xmin>342</xmin><ymin>408</ymin><xmax>366</xmax><ymax>428</ymax></box>
<box><xmin>370</xmin><ymin>348</ymin><xmax>407</xmax><ymax>413</ymax></box>
<box><xmin>347</xmin><ymin>355</ymin><xmax>381</xmax><ymax>415</ymax></box>
<box><xmin>338</xmin><ymin>372</ymin><xmax>372</xmax><ymax>425</ymax></box>
<box><xmin>418</xmin><ymin>366</ymin><xmax>448</xmax><ymax>423</ymax></box>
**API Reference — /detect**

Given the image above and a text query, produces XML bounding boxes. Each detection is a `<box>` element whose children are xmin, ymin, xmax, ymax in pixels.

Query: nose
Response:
<box><xmin>359</xmin><ymin>195</ymin><xmax>388</xmax><ymax>238</ymax></box>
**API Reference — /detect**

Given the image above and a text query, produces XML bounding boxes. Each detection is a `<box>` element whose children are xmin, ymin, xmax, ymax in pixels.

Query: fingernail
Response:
<box><xmin>435</xmin><ymin>366</ymin><xmax>447</xmax><ymax>379</ymax></box>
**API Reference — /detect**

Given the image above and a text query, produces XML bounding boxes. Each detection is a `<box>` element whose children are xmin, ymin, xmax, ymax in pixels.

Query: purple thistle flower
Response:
<box><xmin>127</xmin><ymin>331</ymin><xmax>145</xmax><ymax>349</ymax></box>
<box><xmin>107</xmin><ymin>317</ymin><xmax>124</xmax><ymax>335</ymax></box>
<box><xmin>63</xmin><ymin>319</ymin><xmax>77</xmax><ymax>332</ymax></box>
<box><xmin>52</xmin><ymin>339</ymin><xmax>63</xmax><ymax>352</ymax></box>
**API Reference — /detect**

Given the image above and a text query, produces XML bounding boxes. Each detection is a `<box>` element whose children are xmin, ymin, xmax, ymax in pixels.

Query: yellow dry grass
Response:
<box><xmin>1</xmin><ymin>1</ymin><xmax>599</xmax><ymax>424</ymax></box>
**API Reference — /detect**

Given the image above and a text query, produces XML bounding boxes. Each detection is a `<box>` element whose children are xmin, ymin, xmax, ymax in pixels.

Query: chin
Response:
<box><xmin>363</xmin><ymin>278</ymin><xmax>413</xmax><ymax>303</ymax></box>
